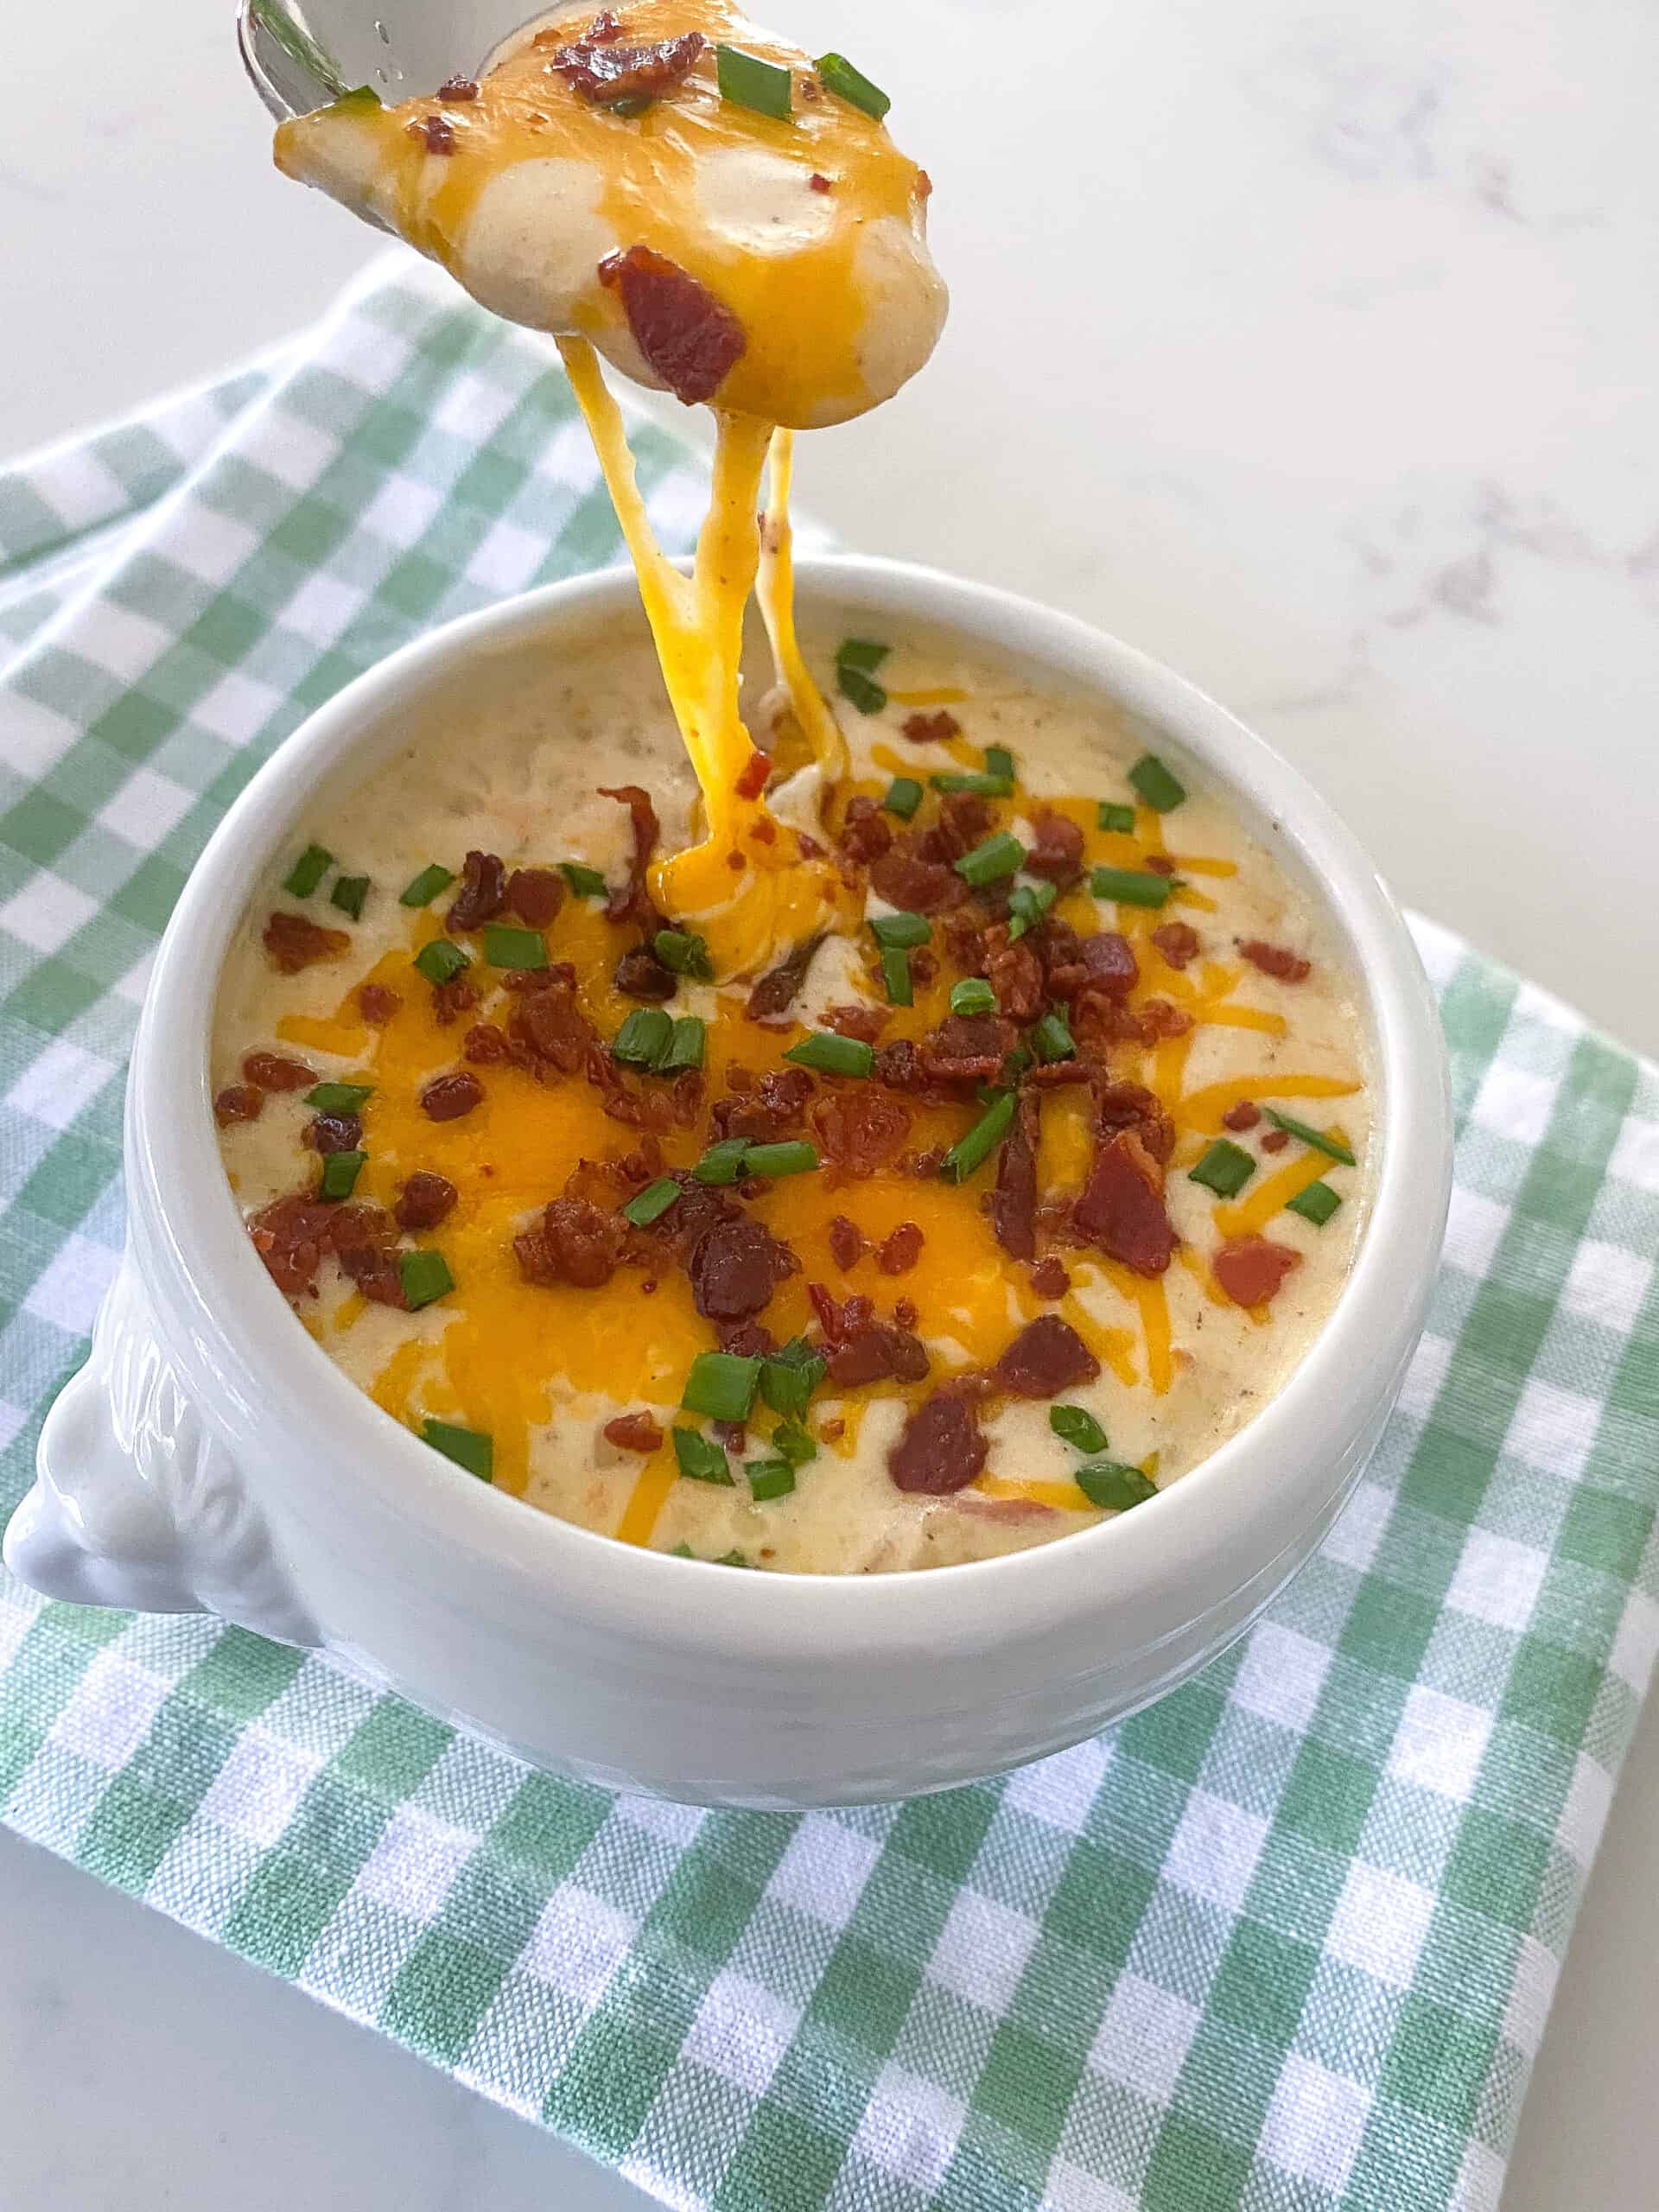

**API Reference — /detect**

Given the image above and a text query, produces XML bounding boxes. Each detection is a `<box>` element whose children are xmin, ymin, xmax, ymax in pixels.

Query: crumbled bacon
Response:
<box><xmin>719</xmin><ymin>1319</ymin><xmax>775</xmax><ymax>1360</ymax></box>
<box><xmin>359</xmin><ymin>984</ymin><xmax>401</xmax><ymax>1027</ymax></box>
<box><xmin>613</xmin><ymin>944</ymin><xmax>677</xmax><ymax>1001</ymax></box>
<box><xmin>810</xmin><ymin>1084</ymin><xmax>912</xmax><ymax>1175</ymax></box>
<box><xmin>242</xmin><ymin>1051</ymin><xmax>315</xmax><ymax>1091</ymax></box>
<box><xmin>1214</xmin><ymin>1236</ymin><xmax>1302</xmax><ymax>1307</ymax></box>
<box><xmin>985</xmin><ymin>924</ymin><xmax>1045</xmax><ymax>1022</ymax></box>
<box><xmin>825</xmin><ymin>1322</ymin><xmax>929</xmax><ymax>1388</ymax></box>
<box><xmin>746</xmin><ymin>932</ymin><xmax>824</xmax><ymax>1021</ymax></box>
<box><xmin>838</xmin><ymin>794</ymin><xmax>893</xmax><ymax>865</ymax></box>
<box><xmin>902</xmin><ymin>710</ymin><xmax>960</xmax><ymax>745</ymax></box>
<box><xmin>688</xmin><ymin>1216</ymin><xmax>798</xmax><ymax>1320</ymax></box>
<box><xmin>408</xmin><ymin>113</ymin><xmax>456</xmax><ymax>154</ymax></box>
<box><xmin>549</xmin><ymin>23</ymin><xmax>705</xmax><ymax>104</ymax></box>
<box><xmin>1094</xmin><ymin>1080</ymin><xmax>1175</xmax><ymax>1165</ymax></box>
<box><xmin>1047</xmin><ymin>929</ymin><xmax>1137</xmax><ymax>1004</ymax></box>
<box><xmin>599</xmin><ymin>785</ymin><xmax>660</xmax><ymax>926</ymax></box>
<box><xmin>829</xmin><ymin>1215</ymin><xmax>868</xmax><ymax>1270</ymax></box>
<box><xmin>921</xmin><ymin>1012</ymin><xmax>1014</xmax><ymax>1086</ymax></box>
<box><xmin>516</xmin><ymin>1195</ymin><xmax>628</xmax><ymax>1290</ymax></box>
<box><xmin>734</xmin><ymin>748</ymin><xmax>772</xmax><ymax>801</ymax></box>
<box><xmin>889</xmin><ymin>1390</ymin><xmax>987</xmax><ymax>1495</ymax></box>
<box><xmin>1222</xmin><ymin>1100</ymin><xmax>1261</xmax><ymax>1133</ymax></box>
<box><xmin>1074</xmin><ymin>1129</ymin><xmax>1175</xmax><ymax>1276</ymax></box>
<box><xmin>509</xmin><ymin>971</ymin><xmax>597</xmax><ymax>1077</ymax></box>
<box><xmin>874</xmin><ymin>1039</ymin><xmax>924</xmax><ymax>1091</ymax></box>
<box><xmin>214</xmin><ymin>1085</ymin><xmax>263</xmax><ymax>1126</ymax></box>
<box><xmin>395</xmin><ymin>1172</ymin><xmax>457</xmax><ymax>1231</ymax></box>
<box><xmin>877</xmin><ymin>1222</ymin><xmax>924</xmax><ymax>1275</ymax></box>
<box><xmin>1144</xmin><ymin>855</ymin><xmax>1176</xmax><ymax>878</ymax></box>
<box><xmin>990</xmin><ymin>1090</ymin><xmax>1039</xmax><ymax>1262</ymax></box>
<box><xmin>506</xmin><ymin>867</ymin><xmax>565</xmax><ymax>927</ymax></box>
<box><xmin>437</xmin><ymin>74</ymin><xmax>480</xmax><ymax>99</ymax></box>
<box><xmin>597</xmin><ymin>245</ymin><xmax>746</xmax><ymax>406</ymax></box>
<box><xmin>1239</xmin><ymin>938</ymin><xmax>1313</xmax><ymax>983</ymax></box>
<box><xmin>808</xmin><ymin>171</ymin><xmax>831</xmax><ymax>192</ymax></box>
<box><xmin>263</xmin><ymin>912</ymin><xmax>349</xmax><ymax>974</ymax></box>
<box><xmin>304</xmin><ymin>1111</ymin><xmax>361</xmax><ymax>1155</ymax></box>
<box><xmin>942</xmin><ymin>909</ymin><xmax>988</xmax><ymax>976</ymax></box>
<box><xmin>869</xmin><ymin>849</ymin><xmax>964</xmax><ymax>915</ymax></box>
<box><xmin>824</xmin><ymin>1002</ymin><xmax>887</xmax><ymax>1044</ymax></box>
<box><xmin>331</xmin><ymin>1205</ymin><xmax>407</xmax><ymax>1306</ymax></box>
<box><xmin>1152</xmin><ymin>922</ymin><xmax>1200</xmax><ymax>970</ymax></box>
<box><xmin>1138</xmin><ymin>998</ymin><xmax>1192</xmax><ymax>1040</ymax></box>
<box><xmin>1025</xmin><ymin>808</ymin><xmax>1085</xmax><ymax>887</ymax></box>
<box><xmin>463</xmin><ymin>1022</ymin><xmax>512</xmax><ymax>1065</ymax></box>
<box><xmin>1262</xmin><ymin>1128</ymin><xmax>1290</xmax><ymax>1154</ymax></box>
<box><xmin>994</xmin><ymin>1314</ymin><xmax>1100</xmax><ymax>1398</ymax></box>
<box><xmin>1029</xmin><ymin>1256</ymin><xmax>1071</xmax><ymax>1300</ymax></box>
<box><xmin>447</xmin><ymin>849</ymin><xmax>507</xmax><ymax>931</ymax></box>
<box><xmin>249</xmin><ymin>1193</ymin><xmax>379</xmax><ymax>1300</ymax></box>
<box><xmin>713</xmin><ymin>1065</ymin><xmax>815</xmax><ymax>1143</ymax></box>
<box><xmin>604</xmin><ymin>1411</ymin><xmax>664</xmax><ymax>1453</ymax></box>
<box><xmin>421</xmin><ymin>1071</ymin><xmax>484</xmax><ymax>1122</ymax></box>
<box><xmin>431</xmin><ymin>976</ymin><xmax>478</xmax><ymax>1027</ymax></box>
<box><xmin>919</xmin><ymin>793</ymin><xmax>993</xmax><ymax>867</ymax></box>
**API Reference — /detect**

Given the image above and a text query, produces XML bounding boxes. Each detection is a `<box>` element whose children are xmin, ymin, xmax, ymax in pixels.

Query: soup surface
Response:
<box><xmin>213</xmin><ymin>618</ymin><xmax>1373</xmax><ymax>1572</ymax></box>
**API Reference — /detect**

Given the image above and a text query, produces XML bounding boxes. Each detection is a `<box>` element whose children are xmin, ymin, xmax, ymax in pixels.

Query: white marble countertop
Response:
<box><xmin>3</xmin><ymin>0</ymin><xmax>1656</xmax><ymax>2204</ymax></box>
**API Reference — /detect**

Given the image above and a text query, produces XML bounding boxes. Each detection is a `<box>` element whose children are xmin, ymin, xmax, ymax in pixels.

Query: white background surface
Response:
<box><xmin>2</xmin><ymin>0</ymin><xmax>1656</xmax><ymax>2205</ymax></box>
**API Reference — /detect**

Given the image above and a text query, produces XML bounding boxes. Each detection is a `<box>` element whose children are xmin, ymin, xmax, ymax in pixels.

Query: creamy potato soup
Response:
<box><xmin>213</xmin><ymin>618</ymin><xmax>1373</xmax><ymax>1573</ymax></box>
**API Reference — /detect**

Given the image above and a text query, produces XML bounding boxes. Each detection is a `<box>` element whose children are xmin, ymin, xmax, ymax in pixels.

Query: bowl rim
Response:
<box><xmin>130</xmin><ymin>554</ymin><xmax>1451</xmax><ymax>1658</ymax></box>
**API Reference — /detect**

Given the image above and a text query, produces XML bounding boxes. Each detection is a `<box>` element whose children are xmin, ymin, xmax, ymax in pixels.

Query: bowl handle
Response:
<box><xmin>4</xmin><ymin>1252</ymin><xmax>320</xmax><ymax>1647</ymax></box>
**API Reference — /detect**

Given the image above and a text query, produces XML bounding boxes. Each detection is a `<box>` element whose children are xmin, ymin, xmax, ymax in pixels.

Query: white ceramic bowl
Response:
<box><xmin>4</xmin><ymin>559</ymin><xmax>1451</xmax><ymax>1807</ymax></box>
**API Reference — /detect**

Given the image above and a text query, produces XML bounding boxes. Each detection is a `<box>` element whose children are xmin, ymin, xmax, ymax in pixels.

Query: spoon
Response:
<box><xmin>238</xmin><ymin>0</ymin><xmax>546</xmax><ymax>123</ymax></box>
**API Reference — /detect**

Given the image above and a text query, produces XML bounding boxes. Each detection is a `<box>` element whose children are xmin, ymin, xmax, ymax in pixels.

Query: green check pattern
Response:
<box><xmin>3</xmin><ymin>254</ymin><xmax>1656</xmax><ymax>2212</ymax></box>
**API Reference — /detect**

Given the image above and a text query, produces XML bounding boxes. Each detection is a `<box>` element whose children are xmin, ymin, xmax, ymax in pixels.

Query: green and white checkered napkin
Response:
<box><xmin>3</xmin><ymin>254</ymin><xmax>1656</xmax><ymax>2212</ymax></box>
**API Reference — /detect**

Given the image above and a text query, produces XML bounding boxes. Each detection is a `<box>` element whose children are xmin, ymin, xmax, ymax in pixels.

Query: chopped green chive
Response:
<box><xmin>318</xmin><ymin>1149</ymin><xmax>366</xmax><ymax>1201</ymax></box>
<box><xmin>1051</xmin><ymin>1404</ymin><xmax>1109</xmax><ymax>1455</ymax></box>
<box><xmin>815</xmin><ymin>49</ymin><xmax>889</xmax><ymax>119</ymax></box>
<box><xmin>1090</xmin><ymin>865</ymin><xmax>1173</xmax><ymax>909</ymax></box>
<box><xmin>880</xmin><ymin>944</ymin><xmax>912</xmax><ymax>1006</ymax></box>
<box><xmin>653</xmin><ymin>927</ymin><xmax>713</xmax><ymax>981</ymax></box>
<box><xmin>400</xmin><ymin>862</ymin><xmax>454</xmax><ymax>907</ymax></box>
<box><xmin>869</xmin><ymin>910</ymin><xmax>930</xmax><ymax>949</ymax></box>
<box><xmin>881</xmin><ymin>777</ymin><xmax>923</xmax><ymax>820</ymax></box>
<box><xmin>1287</xmin><ymin>1179</ymin><xmax>1344</xmax><ymax>1226</ymax></box>
<box><xmin>613</xmin><ymin>1007</ymin><xmax>673</xmax><ymax>1069</ymax></box>
<box><xmin>747</xmin><ymin>1459</ymin><xmax>797</xmax><ymax>1502</ymax></box>
<box><xmin>330</xmin><ymin>874</ymin><xmax>370</xmax><ymax>920</ymax></box>
<box><xmin>759</xmin><ymin>1340</ymin><xmax>826</xmax><ymax>1418</ymax></box>
<box><xmin>955</xmin><ymin>832</ymin><xmax>1026</xmax><ymax>886</ymax></box>
<box><xmin>741</xmin><ymin>1140</ymin><xmax>819</xmax><ymax>1179</ymax></box>
<box><xmin>1096</xmin><ymin>801</ymin><xmax>1136</xmax><ymax>835</ymax></box>
<box><xmin>1003</xmin><ymin>1044</ymin><xmax>1033</xmax><ymax>1082</ymax></box>
<box><xmin>1031</xmin><ymin>1008</ymin><xmax>1076</xmax><ymax>1064</ymax></box>
<box><xmin>984</xmin><ymin>745</ymin><xmax>1016</xmax><ymax>782</ymax></box>
<box><xmin>1007</xmin><ymin>880</ymin><xmax>1058</xmax><ymax>941</ymax></box>
<box><xmin>662</xmin><ymin>1015</ymin><xmax>707</xmax><ymax>1071</ymax></box>
<box><xmin>785</xmin><ymin>1031</ymin><xmax>874</xmax><ymax>1078</ymax></box>
<box><xmin>836</xmin><ymin>638</ymin><xmax>889</xmax><ymax>715</ymax></box>
<box><xmin>400</xmin><ymin>1249</ymin><xmax>454</xmax><ymax>1310</ymax></box>
<box><xmin>560</xmin><ymin>861</ymin><xmax>607</xmax><ymax>899</ymax></box>
<box><xmin>931</xmin><ymin>771</ymin><xmax>1014</xmax><ymax>798</ymax></box>
<box><xmin>681</xmin><ymin>1351</ymin><xmax>762</xmax><ymax>1422</ymax></box>
<box><xmin>1189</xmin><ymin>1139</ymin><xmax>1255</xmax><ymax>1198</ymax></box>
<box><xmin>715</xmin><ymin>42</ymin><xmax>792</xmax><ymax>118</ymax></box>
<box><xmin>283</xmin><ymin>843</ymin><xmax>334</xmax><ymax>898</ymax></box>
<box><xmin>950</xmin><ymin>977</ymin><xmax>996</xmax><ymax>1017</ymax></box>
<box><xmin>413</xmin><ymin>938</ymin><xmax>470</xmax><ymax>986</ymax></box>
<box><xmin>483</xmin><ymin>924</ymin><xmax>546</xmax><ymax>970</ymax></box>
<box><xmin>421</xmin><ymin>1418</ymin><xmax>493</xmax><ymax>1481</ymax></box>
<box><xmin>671</xmin><ymin>1426</ymin><xmax>734</xmax><ymax>1485</ymax></box>
<box><xmin>622</xmin><ymin>1177</ymin><xmax>683</xmax><ymax>1227</ymax></box>
<box><xmin>836</xmin><ymin>637</ymin><xmax>890</xmax><ymax>674</ymax></box>
<box><xmin>330</xmin><ymin>84</ymin><xmax>382</xmax><ymax>111</ymax></box>
<box><xmin>772</xmin><ymin>1418</ymin><xmax>817</xmax><ymax>1466</ymax></box>
<box><xmin>692</xmin><ymin>1137</ymin><xmax>752</xmax><ymax>1185</ymax></box>
<box><xmin>714</xmin><ymin>1549</ymin><xmax>753</xmax><ymax>1567</ymax></box>
<box><xmin>940</xmin><ymin>1090</ymin><xmax>1015</xmax><ymax>1183</ymax></box>
<box><xmin>305</xmin><ymin>1081</ymin><xmax>372</xmax><ymax>1114</ymax></box>
<box><xmin>1076</xmin><ymin>1460</ymin><xmax>1158</xmax><ymax>1511</ymax></box>
<box><xmin>1262</xmin><ymin>1110</ymin><xmax>1357</xmax><ymax>1166</ymax></box>
<box><xmin>1128</xmin><ymin>753</ymin><xmax>1187</xmax><ymax>812</ymax></box>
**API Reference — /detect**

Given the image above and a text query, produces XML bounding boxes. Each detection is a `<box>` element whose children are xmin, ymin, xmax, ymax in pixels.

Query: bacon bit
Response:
<box><xmin>728</xmin><ymin>851</ymin><xmax>747</xmax><ymax>870</ymax></box>
<box><xmin>878</xmin><ymin>1222</ymin><xmax>925</xmax><ymax>1276</ymax></box>
<box><xmin>798</xmin><ymin>831</ymin><xmax>825</xmax><ymax>861</ymax></box>
<box><xmin>688</xmin><ymin>1216</ymin><xmax>798</xmax><ymax>1320</ymax></box>
<box><xmin>597</xmin><ymin>245</ymin><xmax>746</xmax><ymax>406</ymax></box>
<box><xmin>359</xmin><ymin>983</ymin><xmax>402</xmax><ymax>1027</ymax></box>
<box><xmin>517</xmin><ymin>1196</ymin><xmax>628</xmax><ymax>1290</ymax></box>
<box><xmin>263</xmin><ymin>911</ymin><xmax>349</xmax><ymax>974</ymax></box>
<box><xmin>823</xmin><ymin>1315</ymin><xmax>929</xmax><ymax>1388</ymax></box>
<box><xmin>902</xmin><ymin>710</ymin><xmax>961</xmax><ymax>745</ymax></box>
<box><xmin>838</xmin><ymin>793</ymin><xmax>893</xmax><ymax>866</ymax></box>
<box><xmin>420</xmin><ymin>1071</ymin><xmax>484</xmax><ymax>1122</ymax></box>
<box><xmin>920</xmin><ymin>1012</ymin><xmax>1015</xmax><ymax>1087</ymax></box>
<box><xmin>1047</xmin><ymin>929</ymin><xmax>1138</xmax><ymax>1004</ymax></box>
<box><xmin>811</xmin><ymin>1084</ymin><xmax>912</xmax><ymax>1175</ymax></box>
<box><xmin>905</xmin><ymin>1143</ymin><xmax>947</xmax><ymax>1178</ymax></box>
<box><xmin>598</xmin><ymin>784</ymin><xmax>660</xmax><ymax>925</ymax></box>
<box><xmin>1144</xmin><ymin>855</ymin><xmax>1175</xmax><ymax>878</ymax></box>
<box><xmin>505</xmin><ymin>867</ymin><xmax>565</xmax><ymax>927</ymax></box>
<box><xmin>747</xmin><ymin>931</ymin><xmax>825</xmax><ymax>1021</ymax></box>
<box><xmin>242</xmin><ymin>1051</ymin><xmax>315</xmax><ymax>1091</ymax></box>
<box><xmin>995</xmin><ymin>1314</ymin><xmax>1101</xmax><ymax>1398</ymax></box>
<box><xmin>1222</xmin><ymin>1100</ymin><xmax>1261</xmax><ymax>1133</ymax></box>
<box><xmin>463</xmin><ymin>1021</ymin><xmax>512</xmax><ymax>1065</ymax></box>
<box><xmin>550</xmin><ymin>25</ymin><xmax>704</xmax><ymax>104</ymax></box>
<box><xmin>395</xmin><ymin>1171</ymin><xmax>457</xmax><ymax>1232</ymax></box>
<box><xmin>1094</xmin><ymin>1080</ymin><xmax>1175</xmax><ymax>1165</ymax></box>
<box><xmin>304</xmin><ymin>1112</ymin><xmax>360</xmax><ymax>1155</ymax></box>
<box><xmin>1027</xmin><ymin>1060</ymin><xmax>1091</xmax><ymax>1089</ymax></box>
<box><xmin>603</xmin><ymin>1411</ymin><xmax>664</xmax><ymax>1454</ymax></box>
<box><xmin>1029</xmin><ymin>1256</ymin><xmax>1071</xmax><ymax>1300</ymax></box>
<box><xmin>332</xmin><ymin>1204</ymin><xmax>408</xmax><ymax>1306</ymax></box>
<box><xmin>249</xmin><ymin>1193</ymin><xmax>401</xmax><ymax>1303</ymax></box>
<box><xmin>991</xmin><ymin>1090</ymin><xmax>1039</xmax><ymax>1262</ymax></box>
<box><xmin>869</xmin><ymin>848</ymin><xmax>964</xmax><ymax>915</ymax></box>
<box><xmin>214</xmin><ymin>1085</ymin><xmax>263</xmax><ymax>1126</ymax></box>
<box><xmin>1138</xmin><ymin>998</ymin><xmax>1192</xmax><ymax>1039</ymax></box>
<box><xmin>1214</xmin><ymin>1236</ymin><xmax>1302</xmax><ymax>1307</ymax></box>
<box><xmin>749</xmin><ymin>817</ymin><xmax>775</xmax><ymax>846</ymax></box>
<box><xmin>986</xmin><ymin>925</ymin><xmax>1045</xmax><ymax>1022</ymax></box>
<box><xmin>829</xmin><ymin>1215</ymin><xmax>868</xmax><ymax>1271</ymax></box>
<box><xmin>430</xmin><ymin>976</ymin><xmax>478</xmax><ymax>1027</ymax></box>
<box><xmin>408</xmin><ymin>114</ymin><xmax>456</xmax><ymax>154</ymax></box>
<box><xmin>821</xmin><ymin>1416</ymin><xmax>844</xmax><ymax>1440</ymax></box>
<box><xmin>447</xmin><ymin>849</ymin><xmax>507</xmax><ymax>931</ymax></box>
<box><xmin>511</xmin><ymin>972</ymin><xmax>599</xmax><ymax>1077</ymax></box>
<box><xmin>437</xmin><ymin>74</ymin><xmax>480</xmax><ymax>99</ymax></box>
<box><xmin>809</xmin><ymin>172</ymin><xmax>832</xmax><ymax>192</ymax></box>
<box><xmin>734</xmin><ymin>749</ymin><xmax>771</xmax><ymax>800</ymax></box>
<box><xmin>916</xmin><ymin>168</ymin><xmax>933</xmax><ymax>200</ymax></box>
<box><xmin>1239</xmin><ymin>938</ymin><xmax>1313</xmax><ymax>983</ymax></box>
<box><xmin>812</xmin><ymin>1005</ymin><xmax>878</xmax><ymax>1047</ymax></box>
<box><xmin>1262</xmin><ymin>1128</ymin><xmax>1290</xmax><ymax>1153</ymax></box>
<box><xmin>942</xmin><ymin>910</ymin><xmax>988</xmax><ymax>976</ymax></box>
<box><xmin>1074</xmin><ymin>1129</ymin><xmax>1176</xmax><ymax>1276</ymax></box>
<box><xmin>890</xmin><ymin>1390</ymin><xmax>987</xmax><ymax>1495</ymax></box>
<box><xmin>1152</xmin><ymin>922</ymin><xmax>1200</xmax><ymax>971</ymax></box>
<box><xmin>920</xmin><ymin>793</ymin><xmax>994</xmax><ymax>866</ymax></box>
<box><xmin>1025</xmin><ymin>809</ymin><xmax>1086</xmax><ymax>887</ymax></box>
<box><xmin>613</xmin><ymin>944</ymin><xmax>677</xmax><ymax>1001</ymax></box>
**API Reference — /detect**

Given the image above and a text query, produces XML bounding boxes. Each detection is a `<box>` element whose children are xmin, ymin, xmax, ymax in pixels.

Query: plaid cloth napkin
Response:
<box><xmin>3</xmin><ymin>255</ymin><xmax>1656</xmax><ymax>2212</ymax></box>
